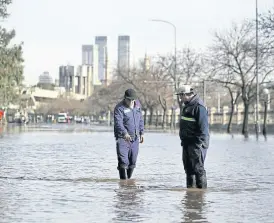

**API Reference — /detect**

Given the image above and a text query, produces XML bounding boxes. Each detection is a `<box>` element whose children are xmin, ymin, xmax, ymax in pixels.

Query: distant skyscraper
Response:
<box><xmin>91</xmin><ymin>45</ymin><xmax>100</xmax><ymax>85</ymax></box>
<box><xmin>95</xmin><ymin>36</ymin><xmax>108</xmax><ymax>82</ymax></box>
<box><xmin>118</xmin><ymin>35</ymin><xmax>130</xmax><ymax>71</ymax></box>
<box><xmin>81</xmin><ymin>44</ymin><xmax>100</xmax><ymax>86</ymax></box>
<box><xmin>82</xmin><ymin>45</ymin><xmax>93</xmax><ymax>65</ymax></box>
<box><xmin>59</xmin><ymin>65</ymin><xmax>74</xmax><ymax>91</ymax></box>
<box><xmin>38</xmin><ymin>71</ymin><xmax>53</xmax><ymax>84</ymax></box>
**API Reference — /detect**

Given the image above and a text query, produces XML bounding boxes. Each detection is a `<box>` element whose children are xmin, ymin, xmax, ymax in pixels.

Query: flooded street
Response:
<box><xmin>0</xmin><ymin>125</ymin><xmax>274</xmax><ymax>223</ymax></box>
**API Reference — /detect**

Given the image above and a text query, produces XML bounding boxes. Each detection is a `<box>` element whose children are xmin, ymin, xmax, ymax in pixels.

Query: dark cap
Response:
<box><xmin>124</xmin><ymin>89</ymin><xmax>137</xmax><ymax>100</ymax></box>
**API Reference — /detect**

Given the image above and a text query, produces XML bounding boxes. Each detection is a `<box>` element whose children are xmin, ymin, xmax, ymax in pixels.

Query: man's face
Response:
<box><xmin>125</xmin><ymin>98</ymin><xmax>135</xmax><ymax>107</ymax></box>
<box><xmin>179</xmin><ymin>93</ymin><xmax>193</xmax><ymax>103</ymax></box>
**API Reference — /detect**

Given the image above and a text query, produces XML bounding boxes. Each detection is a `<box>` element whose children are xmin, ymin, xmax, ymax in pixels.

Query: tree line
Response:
<box><xmin>0</xmin><ymin>1</ymin><xmax>24</xmax><ymax>109</ymax></box>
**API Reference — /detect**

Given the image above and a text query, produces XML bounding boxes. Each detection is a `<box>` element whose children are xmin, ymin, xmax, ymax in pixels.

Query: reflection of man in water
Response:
<box><xmin>113</xmin><ymin>179</ymin><xmax>144</xmax><ymax>222</ymax></box>
<box><xmin>181</xmin><ymin>191</ymin><xmax>208</xmax><ymax>223</ymax></box>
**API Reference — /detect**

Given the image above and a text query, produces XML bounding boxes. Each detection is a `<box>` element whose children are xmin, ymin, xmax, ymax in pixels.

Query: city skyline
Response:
<box><xmin>4</xmin><ymin>0</ymin><xmax>274</xmax><ymax>85</ymax></box>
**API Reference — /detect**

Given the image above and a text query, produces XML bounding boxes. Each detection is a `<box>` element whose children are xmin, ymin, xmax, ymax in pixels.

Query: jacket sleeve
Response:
<box><xmin>139</xmin><ymin>109</ymin><xmax>144</xmax><ymax>135</ymax></box>
<box><xmin>195</xmin><ymin>105</ymin><xmax>209</xmax><ymax>147</ymax></box>
<box><xmin>114</xmin><ymin>106</ymin><xmax>127</xmax><ymax>137</ymax></box>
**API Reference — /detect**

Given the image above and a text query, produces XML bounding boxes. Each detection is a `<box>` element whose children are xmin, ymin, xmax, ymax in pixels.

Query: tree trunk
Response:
<box><xmin>225</xmin><ymin>86</ymin><xmax>239</xmax><ymax>134</ymax></box>
<box><xmin>170</xmin><ymin>109</ymin><xmax>174</xmax><ymax>129</ymax></box>
<box><xmin>162</xmin><ymin>109</ymin><xmax>166</xmax><ymax>129</ymax></box>
<box><xmin>155</xmin><ymin>111</ymin><xmax>158</xmax><ymax>128</ymax></box>
<box><xmin>242</xmin><ymin>102</ymin><xmax>249</xmax><ymax>136</ymax></box>
<box><xmin>148</xmin><ymin>107</ymin><xmax>153</xmax><ymax>126</ymax></box>
<box><xmin>227</xmin><ymin>102</ymin><xmax>234</xmax><ymax>133</ymax></box>
<box><xmin>262</xmin><ymin>101</ymin><xmax>267</xmax><ymax>136</ymax></box>
<box><xmin>143</xmin><ymin>108</ymin><xmax>147</xmax><ymax>127</ymax></box>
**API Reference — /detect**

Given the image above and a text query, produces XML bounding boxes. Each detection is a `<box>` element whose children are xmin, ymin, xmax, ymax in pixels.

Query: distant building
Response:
<box><xmin>81</xmin><ymin>44</ymin><xmax>100</xmax><ymax>85</ymax></box>
<box><xmin>75</xmin><ymin>65</ymin><xmax>93</xmax><ymax>96</ymax></box>
<box><xmin>118</xmin><ymin>35</ymin><xmax>130</xmax><ymax>71</ymax></box>
<box><xmin>82</xmin><ymin>45</ymin><xmax>93</xmax><ymax>65</ymax></box>
<box><xmin>144</xmin><ymin>53</ymin><xmax>150</xmax><ymax>71</ymax></box>
<box><xmin>38</xmin><ymin>71</ymin><xmax>53</xmax><ymax>84</ymax></box>
<box><xmin>59</xmin><ymin>65</ymin><xmax>74</xmax><ymax>91</ymax></box>
<box><xmin>90</xmin><ymin>45</ymin><xmax>100</xmax><ymax>86</ymax></box>
<box><xmin>95</xmin><ymin>36</ymin><xmax>108</xmax><ymax>82</ymax></box>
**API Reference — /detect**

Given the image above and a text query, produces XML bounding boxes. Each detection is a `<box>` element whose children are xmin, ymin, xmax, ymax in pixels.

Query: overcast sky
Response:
<box><xmin>3</xmin><ymin>0</ymin><xmax>274</xmax><ymax>84</ymax></box>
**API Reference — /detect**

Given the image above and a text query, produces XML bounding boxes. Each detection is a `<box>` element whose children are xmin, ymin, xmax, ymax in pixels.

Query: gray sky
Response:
<box><xmin>4</xmin><ymin>0</ymin><xmax>274</xmax><ymax>84</ymax></box>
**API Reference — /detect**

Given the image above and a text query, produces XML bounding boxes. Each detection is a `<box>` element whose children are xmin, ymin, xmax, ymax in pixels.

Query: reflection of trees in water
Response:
<box><xmin>181</xmin><ymin>190</ymin><xmax>208</xmax><ymax>223</ymax></box>
<box><xmin>0</xmin><ymin>126</ymin><xmax>3</xmax><ymax>137</ymax></box>
<box><xmin>113</xmin><ymin>179</ymin><xmax>145</xmax><ymax>222</ymax></box>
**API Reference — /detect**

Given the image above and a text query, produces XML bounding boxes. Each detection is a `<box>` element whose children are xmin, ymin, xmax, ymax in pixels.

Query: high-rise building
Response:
<box><xmin>75</xmin><ymin>65</ymin><xmax>93</xmax><ymax>96</ymax></box>
<box><xmin>89</xmin><ymin>45</ymin><xmax>100</xmax><ymax>86</ymax></box>
<box><xmin>38</xmin><ymin>71</ymin><xmax>53</xmax><ymax>84</ymax></box>
<box><xmin>81</xmin><ymin>43</ymin><xmax>101</xmax><ymax>86</ymax></box>
<box><xmin>118</xmin><ymin>35</ymin><xmax>130</xmax><ymax>71</ymax></box>
<box><xmin>82</xmin><ymin>45</ymin><xmax>93</xmax><ymax>65</ymax></box>
<box><xmin>59</xmin><ymin>65</ymin><xmax>74</xmax><ymax>91</ymax></box>
<box><xmin>95</xmin><ymin>36</ymin><xmax>108</xmax><ymax>82</ymax></box>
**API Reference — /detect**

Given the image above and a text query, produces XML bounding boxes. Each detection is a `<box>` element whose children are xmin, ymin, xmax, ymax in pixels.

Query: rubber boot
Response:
<box><xmin>196</xmin><ymin>172</ymin><xmax>207</xmax><ymax>189</ymax></box>
<box><xmin>186</xmin><ymin>175</ymin><xmax>195</xmax><ymax>188</ymax></box>
<box><xmin>127</xmin><ymin>168</ymin><xmax>134</xmax><ymax>179</ymax></box>
<box><xmin>119</xmin><ymin>168</ymin><xmax>127</xmax><ymax>180</ymax></box>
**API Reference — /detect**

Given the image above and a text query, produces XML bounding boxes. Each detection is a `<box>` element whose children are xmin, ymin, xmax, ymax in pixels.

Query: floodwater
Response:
<box><xmin>0</xmin><ymin>124</ymin><xmax>274</xmax><ymax>223</ymax></box>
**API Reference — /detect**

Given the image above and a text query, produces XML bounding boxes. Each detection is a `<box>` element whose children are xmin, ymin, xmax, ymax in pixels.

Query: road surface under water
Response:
<box><xmin>0</xmin><ymin>124</ymin><xmax>273</xmax><ymax>222</ymax></box>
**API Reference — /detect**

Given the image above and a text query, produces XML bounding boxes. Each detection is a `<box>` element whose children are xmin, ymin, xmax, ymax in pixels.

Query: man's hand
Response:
<box><xmin>124</xmin><ymin>133</ymin><xmax>132</xmax><ymax>141</ymax></box>
<box><xmin>140</xmin><ymin>135</ymin><xmax>144</xmax><ymax>143</ymax></box>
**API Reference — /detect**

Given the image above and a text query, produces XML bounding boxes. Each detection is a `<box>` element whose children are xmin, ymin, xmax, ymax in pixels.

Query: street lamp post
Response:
<box><xmin>255</xmin><ymin>0</ymin><xmax>260</xmax><ymax>135</ymax></box>
<box><xmin>150</xmin><ymin>19</ymin><xmax>177</xmax><ymax>129</ymax></box>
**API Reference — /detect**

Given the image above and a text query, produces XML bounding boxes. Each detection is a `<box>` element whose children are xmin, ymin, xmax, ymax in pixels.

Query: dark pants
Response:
<box><xmin>182</xmin><ymin>143</ymin><xmax>207</xmax><ymax>188</ymax></box>
<box><xmin>116</xmin><ymin>137</ymin><xmax>139</xmax><ymax>170</ymax></box>
<box><xmin>182</xmin><ymin>143</ymin><xmax>207</xmax><ymax>175</ymax></box>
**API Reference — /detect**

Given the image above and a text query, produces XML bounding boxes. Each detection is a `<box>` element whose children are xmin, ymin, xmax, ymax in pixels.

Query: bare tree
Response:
<box><xmin>87</xmin><ymin>81</ymin><xmax>128</xmax><ymax>116</ymax></box>
<box><xmin>143</xmin><ymin>64</ymin><xmax>173</xmax><ymax>128</ymax></box>
<box><xmin>259</xmin><ymin>8</ymin><xmax>274</xmax><ymax>52</ymax></box>
<box><xmin>157</xmin><ymin>46</ymin><xmax>205</xmax><ymax>87</ymax></box>
<box><xmin>115</xmin><ymin>63</ymin><xmax>161</xmax><ymax>127</ymax></box>
<box><xmin>225</xmin><ymin>85</ymin><xmax>241</xmax><ymax>133</ymax></box>
<box><xmin>208</xmin><ymin>20</ymin><xmax>274</xmax><ymax>135</ymax></box>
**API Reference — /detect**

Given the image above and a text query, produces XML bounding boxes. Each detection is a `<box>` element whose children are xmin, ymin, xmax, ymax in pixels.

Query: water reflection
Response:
<box><xmin>0</xmin><ymin>125</ymin><xmax>3</xmax><ymax>137</ymax></box>
<box><xmin>113</xmin><ymin>179</ymin><xmax>145</xmax><ymax>222</ymax></box>
<box><xmin>181</xmin><ymin>190</ymin><xmax>208</xmax><ymax>223</ymax></box>
<box><xmin>1</xmin><ymin>124</ymin><xmax>24</xmax><ymax>135</ymax></box>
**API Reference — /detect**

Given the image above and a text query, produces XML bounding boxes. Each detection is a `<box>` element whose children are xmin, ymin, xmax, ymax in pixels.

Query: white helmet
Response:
<box><xmin>175</xmin><ymin>85</ymin><xmax>194</xmax><ymax>95</ymax></box>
